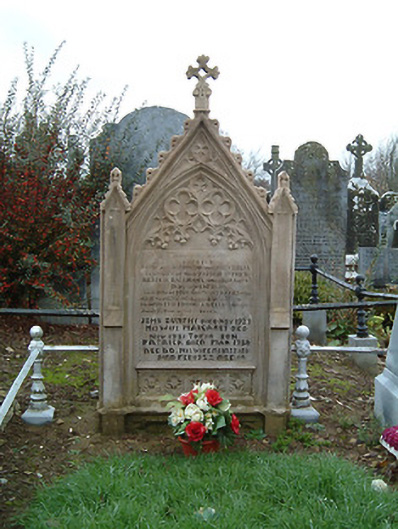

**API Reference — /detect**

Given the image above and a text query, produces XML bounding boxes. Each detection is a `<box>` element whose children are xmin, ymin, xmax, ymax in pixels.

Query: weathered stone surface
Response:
<box><xmin>348</xmin><ymin>334</ymin><xmax>379</xmax><ymax>376</ymax></box>
<box><xmin>346</xmin><ymin>177</ymin><xmax>379</xmax><ymax>253</ymax></box>
<box><xmin>385</xmin><ymin>201</ymin><xmax>398</xmax><ymax>249</ymax></box>
<box><xmin>90</xmin><ymin>106</ymin><xmax>188</xmax><ymax>200</ymax></box>
<box><xmin>358</xmin><ymin>191</ymin><xmax>398</xmax><ymax>287</ymax></box>
<box><xmin>358</xmin><ymin>247</ymin><xmax>398</xmax><ymax>287</ymax></box>
<box><xmin>379</xmin><ymin>192</ymin><xmax>398</xmax><ymax>249</ymax></box>
<box><xmin>98</xmin><ymin>57</ymin><xmax>297</xmax><ymax>434</ymax></box>
<box><xmin>302</xmin><ymin>311</ymin><xmax>327</xmax><ymax>345</ymax></box>
<box><xmin>284</xmin><ymin>142</ymin><xmax>348</xmax><ymax>277</ymax></box>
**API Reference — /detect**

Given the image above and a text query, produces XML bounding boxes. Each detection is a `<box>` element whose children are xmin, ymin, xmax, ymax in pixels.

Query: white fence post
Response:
<box><xmin>291</xmin><ymin>325</ymin><xmax>320</xmax><ymax>423</ymax></box>
<box><xmin>21</xmin><ymin>326</ymin><xmax>55</xmax><ymax>425</ymax></box>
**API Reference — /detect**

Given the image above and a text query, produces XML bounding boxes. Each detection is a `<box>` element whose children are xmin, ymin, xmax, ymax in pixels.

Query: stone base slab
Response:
<box><xmin>290</xmin><ymin>405</ymin><xmax>320</xmax><ymax>423</ymax></box>
<box><xmin>21</xmin><ymin>405</ymin><xmax>55</xmax><ymax>426</ymax></box>
<box><xmin>348</xmin><ymin>334</ymin><xmax>379</xmax><ymax>375</ymax></box>
<box><xmin>303</xmin><ymin>311</ymin><xmax>327</xmax><ymax>345</ymax></box>
<box><xmin>98</xmin><ymin>406</ymin><xmax>289</xmax><ymax>436</ymax></box>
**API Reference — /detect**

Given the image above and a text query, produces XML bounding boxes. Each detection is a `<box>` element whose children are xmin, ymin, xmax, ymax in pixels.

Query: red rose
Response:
<box><xmin>205</xmin><ymin>389</ymin><xmax>222</xmax><ymax>407</ymax></box>
<box><xmin>185</xmin><ymin>421</ymin><xmax>207</xmax><ymax>442</ymax></box>
<box><xmin>231</xmin><ymin>414</ymin><xmax>240</xmax><ymax>435</ymax></box>
<box><xmin>179</xmin><ymin>389</ymin><xmax>197</xmax><ymax>406</ymax></box>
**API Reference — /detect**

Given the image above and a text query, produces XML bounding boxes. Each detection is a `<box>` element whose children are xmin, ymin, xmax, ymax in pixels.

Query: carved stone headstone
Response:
<box><xmin>346</xmin><ymin>178</ymin><xmax>379</xmax><ymax>253</ymax></box>
<box><xmin>284</xmin><ymin>142</ymin><xmax>348</xmax><ymax>276</ymax></box>
<box><xmin>98</xmin><ymin>56</ymin><xmax>298</xmax><ymax>435</ymax></box>
<box><xmin>358</xmin><ymin>247</ymin><xmax>398</xmax><ymax>287</ymax></box>
<box><xmin>380</xmin><ymin>192</ymin><xmax>398</xmax><ymax>247</ymax></box>
<box><xmin>358</xmin><ymin>192</ymin><xmax>398</xmax><ymax>287</ymax></box>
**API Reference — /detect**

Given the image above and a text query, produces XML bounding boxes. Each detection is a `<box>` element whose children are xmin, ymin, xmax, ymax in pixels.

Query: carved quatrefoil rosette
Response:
<box><xmin>145</xmin><ymin>175</ymin><xmax>252</xmax><ymax>250</ymax></box>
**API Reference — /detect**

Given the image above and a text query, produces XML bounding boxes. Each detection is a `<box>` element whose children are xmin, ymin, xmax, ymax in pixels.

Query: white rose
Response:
<box><xmin>196</xmin><ymin>396</ymin><xmax>210</xmax><ymax>411</ymax></box>
<box><xmin>184</xmin><ymin>403</ymin><xmax>203</xmax><ymax>422</ymax></box>
<box><xmin>169</xmin><ymin>408</ymin><xmax>184</xmax><ymax>427</ymax></box>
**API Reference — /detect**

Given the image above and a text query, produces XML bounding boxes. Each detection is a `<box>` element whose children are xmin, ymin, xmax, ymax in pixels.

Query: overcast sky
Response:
<box><xmin>1</xmin><ymin>0</ymin><xmax>397</xmax><ymax>164</ymax></box>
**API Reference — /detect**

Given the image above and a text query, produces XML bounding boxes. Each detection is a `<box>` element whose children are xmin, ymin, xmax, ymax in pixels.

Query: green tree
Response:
<box><xmin>364</xmin><ymin>136</ymin><xmax>398</xmax><ymax>194</ymax></box>
<box><xmin>0</xmin><ymin>42</ymin><xmax>125</xmax><ymax>307</ymax></box>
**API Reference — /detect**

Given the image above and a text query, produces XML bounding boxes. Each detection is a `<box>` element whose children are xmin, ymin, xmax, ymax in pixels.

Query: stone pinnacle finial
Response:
<box><xmin>186</xmin><ymin>55</ymin><xmax>219</xmax><ymax>114</ymax></box>
<box><xmin>110</xmin><ymin>167</ymin><xmax>122</xmax><ymax>186</ymax></box>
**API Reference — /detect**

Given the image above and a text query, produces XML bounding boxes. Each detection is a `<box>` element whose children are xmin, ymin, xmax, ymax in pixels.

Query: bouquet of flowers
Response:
<box><xmin>162</xmin><ymin>382</ymin><xmax>240</xmax><ymax>449</ymax></box>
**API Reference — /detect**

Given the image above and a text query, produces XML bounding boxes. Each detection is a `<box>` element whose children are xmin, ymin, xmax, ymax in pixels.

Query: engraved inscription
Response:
<box><xmin>136</xmin><ymin>250</ymin><xmax>253</xmax><ymax>363</ymax></box>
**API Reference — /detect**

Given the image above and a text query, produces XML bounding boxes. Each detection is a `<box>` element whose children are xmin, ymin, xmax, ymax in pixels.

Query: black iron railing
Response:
<box><xmin>295</xmin><ymin>254</ymin><xmax>398</xmax><ymax>338</ymax></box>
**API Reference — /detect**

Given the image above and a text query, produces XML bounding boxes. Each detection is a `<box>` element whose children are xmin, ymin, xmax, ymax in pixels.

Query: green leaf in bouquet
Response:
<box><xmin>215</xmin><ymin>415</ymin><xmax>226</xmax><ymax>430</ymax></box>
<box><xmin>174</xmin><ymin>422</ymin><xmax>188</xmax><ymax>436</ymax></box>
<box><xmin>217</xmin><ymin>399</ymin><xmax>231</xmax><ymax>412</ymax></box>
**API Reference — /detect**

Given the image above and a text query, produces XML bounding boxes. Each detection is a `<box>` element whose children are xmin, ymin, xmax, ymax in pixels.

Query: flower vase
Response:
<box><xmin>178</xmin><ymin>437</ymin><xmax>220</xmax><ymax>456</ymax></box>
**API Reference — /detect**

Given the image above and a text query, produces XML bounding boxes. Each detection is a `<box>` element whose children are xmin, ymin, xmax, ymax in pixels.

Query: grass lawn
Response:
<box><xmin>18</xmin><ymin>451</ymin><xmax>398</xmax><ymax>529</ymax></box>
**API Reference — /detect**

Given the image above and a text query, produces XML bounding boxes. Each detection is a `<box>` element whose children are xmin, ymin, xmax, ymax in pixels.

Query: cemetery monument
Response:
<box><xmin>284</xmin><ymin>142</ymin><xmax>348</xmax><ymax>277</ymax></box>
<box><xmin>98</xmin><ymin>56</ymin><xmax>298</xmax><ymax>435</ymax></box>
<box><xmin>349</xmin><ymin>136</ymin><xmax>398</xmax><ymax>287</ymax></box>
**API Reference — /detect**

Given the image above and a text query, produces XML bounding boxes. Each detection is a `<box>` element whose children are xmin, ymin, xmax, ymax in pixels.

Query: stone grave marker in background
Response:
<box><xmin>380</xmin><ymin>192</ymin><xmax>398</xmax><ymax>247</ymax></box>
<box><xmin>346</xmin><ymin>135</ymin><xmax>379</xmax><ymax>254</ymax></box>
<box><xmin>263</xmin><ymin>145</ymin><xmax>284</xmax><ymax>196</ymax></box>
<box><xmin>358</xmin><ymin>190</ymin><xmax>398</xmax><ymax>287</ymax></box>
<box><xmin>90</xmin><ymin>106</ymin><xmax>188</xmax><ymax>200</ymax></box>
<box><xmin>284</xmin><ymin>142</ymin><xmax>348</xmax><ymax>277</ymax></box>
<box><xmin>359</xmin><ymin>247</ymin><xmax>398</xmax><ymax>287</ymax></box>
<box><xmin>98</xmin><ymin>56</ymin><xmax>297</xmax><ymax>435</ymax></box>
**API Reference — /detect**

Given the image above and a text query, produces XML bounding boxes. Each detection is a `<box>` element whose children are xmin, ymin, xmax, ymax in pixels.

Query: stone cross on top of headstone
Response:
<box><xmin>263</xmin><ymin>145</ymin><xmax>284</xmax><ymax>194</ymax></box>
<box><xmin>346</xmin><ymin>134</ymin><xmax>373</xmax><ymax>178</ymax></box>
<box><xmin>186</xmin><ymin>55</ymin><xmax>219</xmax><ymax>113</ymax></box>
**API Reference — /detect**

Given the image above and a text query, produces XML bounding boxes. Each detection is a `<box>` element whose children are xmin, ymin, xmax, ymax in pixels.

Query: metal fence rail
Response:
<box><xmin>0</xmin><ymin>308</ymin><xmax>99</xmax><ymax>318</ymax></box>
<box><xmin>0</xmin><ymin>326</ymin><xmax>98</xmax><ymax>430</ymax></box>
<box><xmin>0</xmin><ymin>345</ymin><xmax>41</xmax><ymax>429</ymax></box>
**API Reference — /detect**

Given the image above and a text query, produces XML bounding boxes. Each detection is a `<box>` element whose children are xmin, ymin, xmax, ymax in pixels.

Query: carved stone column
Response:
<box><xmin>267</xmin><ymin>172</ymin><xmax>298</xmax><ymax>433</ymax></box>
<box><xmin>99</xmin><ymin>168</ymin><xmax>130</xmax><ymax>434</ymax></box>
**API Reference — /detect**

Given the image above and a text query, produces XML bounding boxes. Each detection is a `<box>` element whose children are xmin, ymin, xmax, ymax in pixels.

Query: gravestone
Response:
<box><xmin>358</xmin><ymin>247</ymin><xmax>398</xmax><ymax>286</ymax></box>
<box><xmin>379</xmin><ymin>192</ymin><xmax>398</xmax><ymax>247</ymax></box>
<box><xmin>263</xmin><ymin>145</ymin><xmax>284</xmax><ymax>196</ymax></box>
<box><xmin>90</xmin><ymin>106</ymin><xmax>188</xmax><ymax>200</ymax></box>
<box><xmin>346</xmin><ymin>178</ymin><xmax>379</xmax><ymax>252</ymax></box>
<box><xmin>284</xmin><ymin>142</ymin><xmax>348</xmax><ymax>277</ymax></box>
<box><xmin>98</xmin><ymin>56</ymin><xmax>298</xmax><ymax>435</ymax></box>
<box><xmin>375</xmin><ymin>307</ymin><xmax>398</xmax><ymax>426</ymax></box>
<box><xmin>358</xmin><ymin>193</ymin><xmax>398</xmax><ymax>286</ymax></box>
<box><xmin>385</xmin><ymin>201</ymin><xmax>398</xmax><ymax>248</ymax></box>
